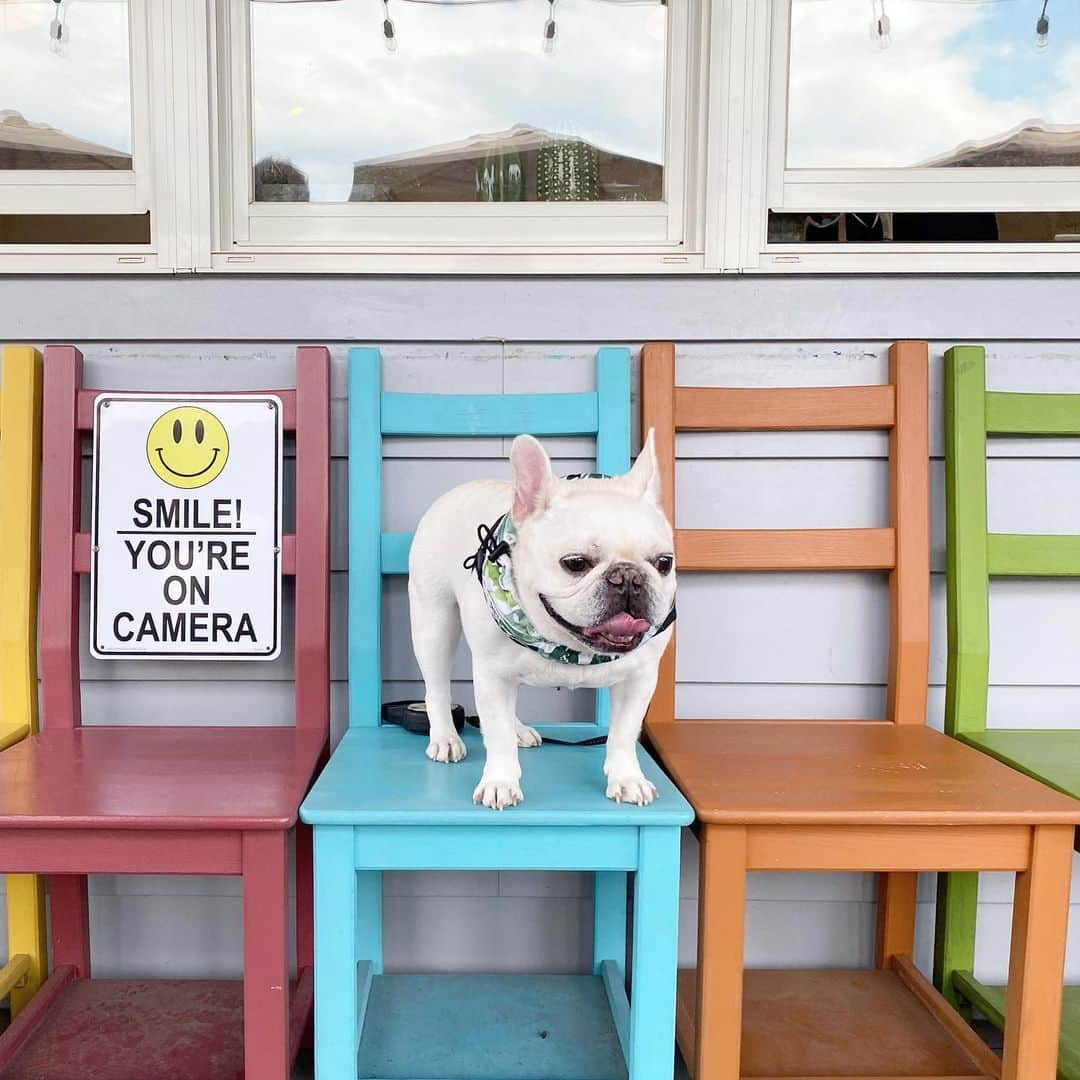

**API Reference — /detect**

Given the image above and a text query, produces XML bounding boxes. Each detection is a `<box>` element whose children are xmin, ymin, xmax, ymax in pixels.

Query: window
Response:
<box><xmin>213</xmin><ymin>0</ymin><xmax>701</xmax><ymax>266</ymax></box>
<box><xmin>0</xmin><ymin>0</ymin><xmax>156</xmax><ymax>258</ymax></box>
<box><xmin>735</xmin><ymin>0</ymin><xmax>1080</xmax><ymax>270</ymax></box>
<box><xmin>8</xmin><ymin>0</ymin><xmax>1080</xmax><ymax>272</ymax></box>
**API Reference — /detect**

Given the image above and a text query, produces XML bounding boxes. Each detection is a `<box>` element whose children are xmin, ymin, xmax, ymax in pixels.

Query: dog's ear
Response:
<box><xmin>510</xmin><ymin>434</ymin><xmax>556</xmax><ymax>524</ymax></box>
<box><xmin>626</xmin><ymin>428</ymin><xmax>662</xmax><ymax>505</ymax></box>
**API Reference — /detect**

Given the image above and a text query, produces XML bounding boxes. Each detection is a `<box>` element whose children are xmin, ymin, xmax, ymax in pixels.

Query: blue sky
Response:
<box><xmin>788</xmin><ymin>0</ymin><xmax>1080</xmax><ymax>167</ymax></box>
<box><xmin>963</xmin><ymin>1</ymin><xmax>1080</xmax><ymax>102</ymax></box>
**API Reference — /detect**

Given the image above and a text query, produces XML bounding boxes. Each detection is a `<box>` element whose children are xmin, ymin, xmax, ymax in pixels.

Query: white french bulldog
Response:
<box><xmin>407</xmin><ymin>431</ymin><xmax>676</xmax><ymax>810</ymax></box>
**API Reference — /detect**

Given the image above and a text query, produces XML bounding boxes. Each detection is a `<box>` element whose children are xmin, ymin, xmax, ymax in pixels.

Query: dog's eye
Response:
<box><xmin>654</xmin><ymin>555</ymin><xmax>674</xmax><ymax>576</ymax></box>
<box><xmin>560</xmin><ymin>555</ymin><xmax>594</xmax><ymax>574</ymax></box>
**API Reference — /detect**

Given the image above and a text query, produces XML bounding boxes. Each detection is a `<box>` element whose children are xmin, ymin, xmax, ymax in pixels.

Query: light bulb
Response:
<box><xmin>543</xmin><ymin>18</ymin><xmax>557</xmax><ymax>53</ymax></box>
<box><xmin>382</xmin><ymin>1</ymin><xmax>397</xmax><ymax>53</ymax></box>
<box><xmin>1036</xmin><ymin>13</ymin><xmax>1050</xmax><ymax>48</ymax></box>
<box><xmin>543</xmin><ymin>0</ymin><xmax>556</xmax><ymax>54</ymax></box>
<box><xmin>870</xmin><ymin>12</ymin><xmax>891</xmax><ymax>49</ymax></box>
<box><xmin>49</xmin><ymin>0</ymin><xmax>67</xmax><ymax>54</ymax></box>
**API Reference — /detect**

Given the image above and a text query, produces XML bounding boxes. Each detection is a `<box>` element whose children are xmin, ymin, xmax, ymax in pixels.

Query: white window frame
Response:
<box><xmin>210</xmin><ymin>0</ymin><xmax>709</xmax><ymax>272</ymax></box>
<box><xmin>729</xmin><ymin>0</ymin><xmax>1080</xmax><ymax>273</ymax></box>
<box><xmin>0</xmin><ymin>0</ymin><xmax>210</xmax><ymax>274</ymax></box>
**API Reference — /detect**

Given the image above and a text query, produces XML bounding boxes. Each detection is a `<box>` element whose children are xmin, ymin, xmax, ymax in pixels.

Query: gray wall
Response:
<box><xmin>2</xmin><ymin>275</ymin><xmax>1079</xmax><ymax>986</ymax></box>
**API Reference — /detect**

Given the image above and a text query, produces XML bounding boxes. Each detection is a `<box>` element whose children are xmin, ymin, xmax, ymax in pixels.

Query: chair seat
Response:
<box><xmin>0</xmin><ymin>727</ymin><xmax>326</xmax><ymax>830</ymax></box>
<box><xmin>357</xmin><ymin>974</ymin><xmax>627</xmax><ymax>1080</ymax></box>
<box><xmin>678</xmin><ymin>965</ymin><xmax>1001</xmax><ymax>1080</ymax></box>
<box><xmin>645</xmin><ymin>720</ymin><xmax>1080</xmax><ymax>825</ymax></box>
<box><xmin>952</xmin><ymin>973</ymin><xmax>1080</xmax><ymax>1080</ymax></box>
<box><xmin>959</xmin><ymin>728</ymin><xmax>1080</xmax><ymax>801</ymax></box>
<box><xmin>0</xmin><ymin>969</ymin><xmax>312</xmax><ymax>1080</ymax></box>
<box><xmin>300</xmin><ymin>726</ymin><xmax>692</xmax><ymax>826</ymax></box>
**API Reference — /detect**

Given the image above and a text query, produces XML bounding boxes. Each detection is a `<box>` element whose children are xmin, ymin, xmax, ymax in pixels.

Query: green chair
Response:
<box><xmin>936</xmin><ymin>344</ymin><xmax>1080</xmax><ymax>1078</ymax></box>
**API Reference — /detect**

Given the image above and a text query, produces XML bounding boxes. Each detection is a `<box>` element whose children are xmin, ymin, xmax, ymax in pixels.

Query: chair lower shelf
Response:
<box><xmin>953</xmin><ymin>972</ymin><xmax>1080</xmax><ymax>1080</ymax></box>
<box><xmin>677</xmin><ymin>962</ymin><xmax>1001</xmax><ymax>1080</ymax></box>
<box><xmin>356</xmin><ymin>972</ymin><xmax>629</xmax><ymax>1080</ymax></box>
<box><xmin>0</xmin><ymin>966</ymin><xmax>313</xmax><ymax>1080</ymax></box>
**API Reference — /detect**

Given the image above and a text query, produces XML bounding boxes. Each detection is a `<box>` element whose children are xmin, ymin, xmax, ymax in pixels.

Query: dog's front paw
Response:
<box><xmin>472</xmin><ymin>773</ymin><xmax>524</xmax><ymax>810</ymax></box>
<box><xmin>605</xmin><ymin>771</ymin><xmax>658</xmax><ymax>806</ymax></box>
<box><xmin>515</xmin><ymin>721</ymin><xmax>543</xmax><ymax>748</ymax></box>
<box><xmin>426</xmin><ymin>733</ymin><xmax>467</xmax><ymax>764</ymax></box>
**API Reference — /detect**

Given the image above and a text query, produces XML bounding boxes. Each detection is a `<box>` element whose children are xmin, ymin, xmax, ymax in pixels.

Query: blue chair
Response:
<box><xmin>301</xmin><ymin>346</ymin><xmax>693</xmax><ymax>1080</ymax></box>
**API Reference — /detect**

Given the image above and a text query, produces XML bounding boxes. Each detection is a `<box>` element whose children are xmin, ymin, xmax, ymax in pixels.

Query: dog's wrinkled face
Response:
<box><xmin>508</xmin><ymin>431</ymin><xmax>676</xmax><ymax>655</ymax></box>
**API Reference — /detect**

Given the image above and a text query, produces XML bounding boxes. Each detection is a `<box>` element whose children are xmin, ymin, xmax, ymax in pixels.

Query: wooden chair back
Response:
<box><xmin>640</xmin><ymin>341</ymin><xmax>929</xmax><ymax>727</ymax></box>
<box><xmin>944</xmin><ymin>343</ymin><xmax>1080</xmax><ymax>738</ymax></box>
<box><xmin>0</xmin><ymin>344</ymin><xmax>45</xmax><ymax>1016</ymax></box>
<box><xmin>346</xmin><ymin>345</ymin><xmax>631</xmax><ymax>732</ymax></box>
<box><xmin>37</xmin><ymin>345</ymin><xmax>331</xmax><ymax>738</ymax></box>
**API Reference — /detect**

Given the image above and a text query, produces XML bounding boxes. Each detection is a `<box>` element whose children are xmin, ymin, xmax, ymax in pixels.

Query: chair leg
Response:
<box><xmin>295</xmin><ymin>821</ymin><xmax>316</xmax><ymax>1048</ymax></box>
<box><xmin>6</xmin><ymin>874</ymin><xmax>47</xmax><ymax>1016</ymax></box>
<box><xmin>243</xmin><ymin>830</ymin><xmax>291</xmax><ymax>1080</ymax></box>
<box><xmin>356</xmin><ymin>870</ymin><xmax>384</xmax><ymax>975</ymax></box>
<box><xmin>1001</xmin><ymin>824</ymin><xmax>1073</xmax><ymax>1080</ymax></box>
<box><xmin>874</xmin><ymin>871</ymin><xmax>918</xmax><ymax>967</ymax></box>
<box><xmin>629</xmin><ymin>827</ymin><xmax>681</xmax><ymax>1080</ymax></box>
<box><xmin>594</xmin><ymin>871</ymin><xmax>628</xmax><ymax>976</ymax></box>
<box><xmin>296</xmin><ymin>822</ymin><xmax>315</xmax><ymax>971</ymax></box>
<box><xmin>48</xmin><ymin>875</ymin><xmax>90</xmax><ymax>977</ymax></box>
<box><xmin>934</xmin><ymin>870</ymin><xmax>979</xmax><ymax>1010</ymax></box>
<box><xmin>314</xmin><ymin>826</ymin><xmax>361</xmax><ymax>1080</ymax></box>
<box><xmin>695</xmin><ymin>826</ymin><xmax>746</xmax><ymax>1080</ymax></box>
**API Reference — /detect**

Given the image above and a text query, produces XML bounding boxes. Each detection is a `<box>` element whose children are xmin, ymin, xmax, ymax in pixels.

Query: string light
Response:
<box><xmin>1035</xmin><ymin>0</ymin><xmax>1049</xmax><ymax>48</ymax></box>
<box><xmin>49</xmin><ymin>0</ymin><xmax>67</xmax><ymax>54</ymax></box>
<box><xmin>382</xmin><ymin>0</ymin><xmax>397</xmax><ymax>52</ymax></box>
<box><xmin>869</xmin><ymin>0</ymin><xmax>891</xmax><ymax>49</ymax></box>
<box><xmin>543</xmin><ymin>0</ymin><xmax>557</xmax><ymax>54</ymax></box>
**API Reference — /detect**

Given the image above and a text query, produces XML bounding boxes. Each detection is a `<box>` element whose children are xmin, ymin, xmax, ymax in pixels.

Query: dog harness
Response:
<box><xmin>464</xmin><ymin>476</ymin><xmax>676</xmax><ymax>666</ymax></box>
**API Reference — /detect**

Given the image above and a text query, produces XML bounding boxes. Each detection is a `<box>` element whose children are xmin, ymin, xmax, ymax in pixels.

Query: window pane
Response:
<box><xmin>249</xmin><ymin>0</ymin><xmax>666</xmax><ymax>203</ymax></box>
<box><xmin>0</xmin><ymin>0</ymin><xmax>132</xmax><ymax>170</ymax></box>
<box><xmin>768</xmin><ymin>210</ymin><xmax>1080</xmax><ymax>243</ymax></box>
<box><xmin>0</xmin><ymin>212</ymin><xmax>149</xmax><ymax>243</ymax></box>
<box><xmin>787</xmin><ymin>0</ymin><xmax>1080</xmax><ymax>169</ymax></box>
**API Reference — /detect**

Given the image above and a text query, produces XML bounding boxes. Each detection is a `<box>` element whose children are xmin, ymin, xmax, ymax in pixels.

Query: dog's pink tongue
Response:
<box><xmin>585</xmin><ymin>612</ymin><xmax>652</xmax><ymax>638</ymax></box>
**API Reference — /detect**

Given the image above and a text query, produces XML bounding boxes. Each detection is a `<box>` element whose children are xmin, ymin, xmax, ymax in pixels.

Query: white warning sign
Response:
<box><xmin>90</xmin><ymin>394</ymin><xmax>283</xmax><ymax>659</ymax></box>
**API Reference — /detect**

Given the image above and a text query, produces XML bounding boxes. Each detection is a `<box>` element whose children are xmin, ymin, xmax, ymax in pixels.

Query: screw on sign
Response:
<box><xmin>90</xmin><ymin>394</ymin><xmax>283</xmax><ymax>660</ymax></box>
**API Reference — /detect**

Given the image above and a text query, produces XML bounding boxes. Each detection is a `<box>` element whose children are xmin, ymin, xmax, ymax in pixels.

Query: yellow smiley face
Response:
<box><xmin>146</xmin><ymin>406</ymin><xmax>230</xmax><ymax>489</ymax></box>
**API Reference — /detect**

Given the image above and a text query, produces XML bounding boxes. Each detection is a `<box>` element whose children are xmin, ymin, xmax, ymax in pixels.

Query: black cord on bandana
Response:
<box><xmin>463</xmin><ymin>514</ymin><xmax>512</xmax><ymax>582</ymax></box>
<box><xmin>461</xmin><ymin>714</ymin><xmax>607</xmax><ymax>746</ymax></box>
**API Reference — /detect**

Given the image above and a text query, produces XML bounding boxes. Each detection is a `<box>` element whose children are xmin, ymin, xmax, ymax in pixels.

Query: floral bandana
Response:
<box><xmin>463</xmin><ymin>478</ymin><xmax>676</xmax><ymax>666</ymax></box>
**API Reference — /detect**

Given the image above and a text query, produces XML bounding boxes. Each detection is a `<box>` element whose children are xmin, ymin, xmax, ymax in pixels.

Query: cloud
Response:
<box><xmin>251</xmin><ymin>0</ymin><xmax>666</xmax><ymax>200</ymax></box>
<box><xmin>0</xmin><ymin>0</ymin><xmax>132</xmax><ymax>156</ymax></box>
<box><xmin>787</xmin><ymin>0</ymin><xmax>1080</xmax><ymax>169</ymax></box>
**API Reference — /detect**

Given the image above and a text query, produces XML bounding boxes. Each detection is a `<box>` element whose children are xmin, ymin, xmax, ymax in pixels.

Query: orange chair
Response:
<box><xmin>641</xmin><ymin>341</ymin><xmax>1080</xmax><ymax>1080</ymax></box>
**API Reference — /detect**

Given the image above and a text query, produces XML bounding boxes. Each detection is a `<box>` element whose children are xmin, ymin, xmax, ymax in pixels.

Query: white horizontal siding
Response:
<box><xmin>2</xmin><ymin>335</ymin><xmax>1079</xmax><ymax>992</ymax></box>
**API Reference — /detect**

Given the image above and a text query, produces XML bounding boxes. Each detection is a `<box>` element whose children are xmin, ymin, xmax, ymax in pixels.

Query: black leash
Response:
<box><xmin>382</xmin><ymin>699</ymin><xmax>607</xmax><ymax>746</ymax></box>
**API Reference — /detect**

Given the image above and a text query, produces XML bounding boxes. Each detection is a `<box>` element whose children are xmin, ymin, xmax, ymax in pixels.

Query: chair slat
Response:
<box><xmin>675</xmin><ymin>528</ymin><xmax>896</xmax><ymax>571</ymax></box>
<box><xmin>0</xmin><ymin>955</ymin><xmax>30</xmax><ymax>1001</ymax></box>
<box><xmin>381</xmin><ymin>391</ymin><xmax>599</xmax><ymax>437</ymax></box>
<box><xmin>673</xmin><ymin>385</ymin><xmax>895</xmax><ymax>432</ymax></box>
<box><xmin>381</xmin><ymin>532</ymin><xmax>413</xmax><ymax>575</ymax></box>
<box><xmin>986</xmin><ymin>391</ymin><xmax>1080</xmax><ymax>436</ymax></box>
<box><xmin>76</xmin><ymin>388</ymin><xmax>298</xmax><ymax>431</ymax></box>
<box><xmin>987</xmin><ymin>533</ymin><xmax>1080</xmax><ymax>577</ymax></box>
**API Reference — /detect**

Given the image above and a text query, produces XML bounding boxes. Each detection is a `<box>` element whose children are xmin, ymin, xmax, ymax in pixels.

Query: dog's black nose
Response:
<box><xmin>606</xmin><ymin>562</ymin><xmax>645</xmax><ymax>591</ymax></box>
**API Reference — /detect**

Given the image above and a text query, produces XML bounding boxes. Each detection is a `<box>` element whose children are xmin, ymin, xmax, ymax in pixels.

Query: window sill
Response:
<box><xmin>208</xmin><ymin>249</ymin><xmax>706</xmax><ymax>275</ymax></box>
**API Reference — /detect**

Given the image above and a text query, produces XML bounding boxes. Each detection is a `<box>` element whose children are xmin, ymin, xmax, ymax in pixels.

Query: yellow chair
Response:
<box><xmin>0</xmin><ymin>345</ymin><xmax>44</xmax><ymax>1018</ymax></box>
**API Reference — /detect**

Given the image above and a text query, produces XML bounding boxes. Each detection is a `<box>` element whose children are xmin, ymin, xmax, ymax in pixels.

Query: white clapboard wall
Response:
<box><xmin>1</xmin><ymin>339</ymin><xmax>1078</xmax><ymax>986</ymax></box>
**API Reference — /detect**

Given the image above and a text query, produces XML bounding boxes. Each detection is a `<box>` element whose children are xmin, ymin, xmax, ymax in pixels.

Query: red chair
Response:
<box><xmin>0</xmin><ymin>345</ymin><xmax>330</xmax><ymax>1080</ymax></box>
